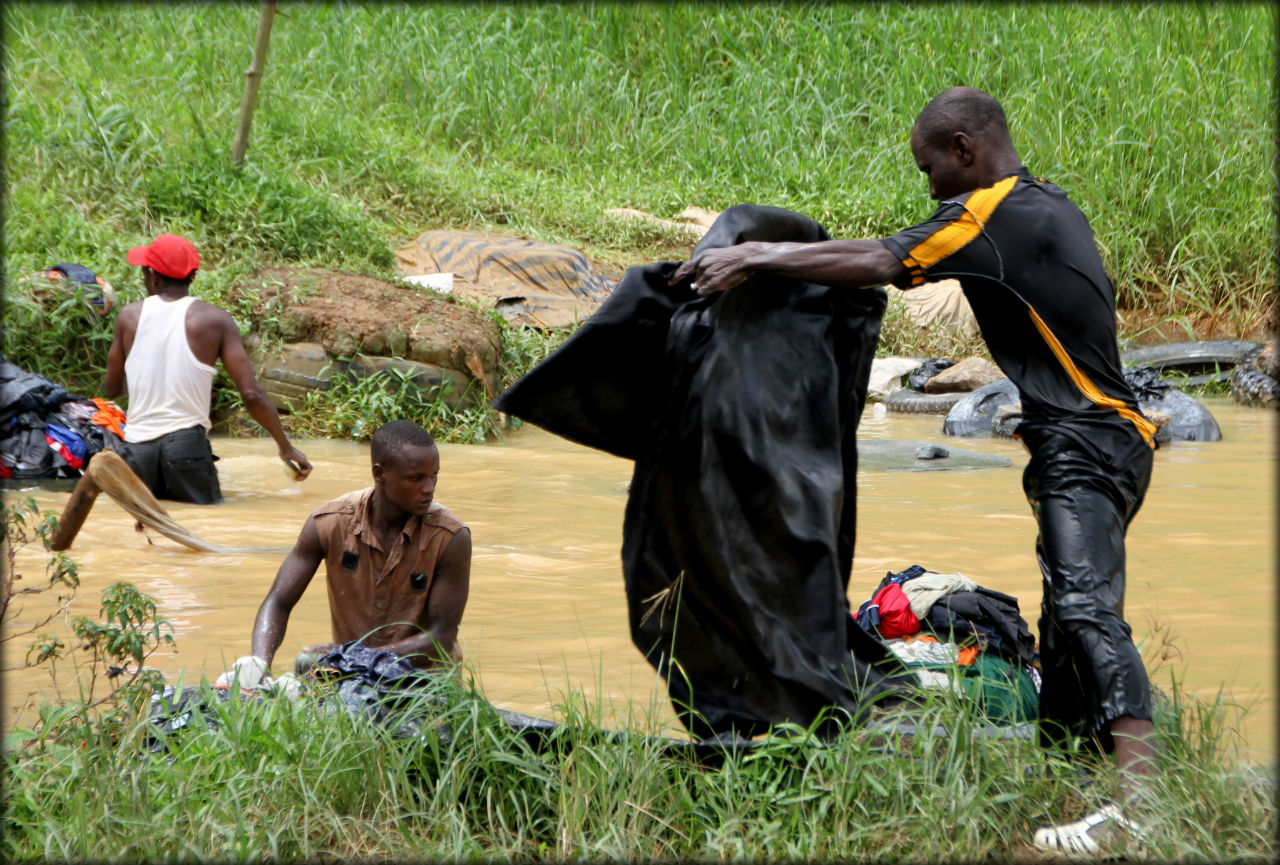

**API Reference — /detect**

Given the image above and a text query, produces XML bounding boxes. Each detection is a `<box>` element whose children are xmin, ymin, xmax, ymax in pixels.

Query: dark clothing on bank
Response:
<box><xmin>921</xmin><ymin>587</ymin><xmax>1037</xmax><ymax>668</ymax></box>
<box><xmin>497</xmin><ymin>204</ymin><xmax>916</xmax><ymax>739</ymax></box>
<box><xmin>0</xmin><ymin>359</ymin><xmax>118</xmax><ymax>480</ymax></box>
<box><xmin>115</xmin><ymin>425</ymin><xmax>221</xmax><ymax>504</ymax></box>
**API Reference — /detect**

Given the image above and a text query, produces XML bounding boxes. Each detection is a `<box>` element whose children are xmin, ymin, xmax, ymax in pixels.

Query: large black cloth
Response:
<box><xmin>496</xmin><ymin>204</ymin><xmax>915</xmax><ymax>739</ymax></box>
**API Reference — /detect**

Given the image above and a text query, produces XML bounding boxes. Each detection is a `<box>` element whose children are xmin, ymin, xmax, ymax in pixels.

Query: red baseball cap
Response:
<box><xmin>127</xmin><ymin>234</ymin><xmax>200</xmax><ymax>280</ymax></box>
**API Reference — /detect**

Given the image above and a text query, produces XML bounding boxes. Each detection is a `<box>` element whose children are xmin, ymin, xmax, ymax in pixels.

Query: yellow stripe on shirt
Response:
<box><xmin>1026</xmin><ymin>307</ymin><xmax>1158</xmax><ymax>447</ymax></box>
<box><xmin>907</xmin><ymin>175</ymin><xmax>1019</xmax><ymax>270</ymax></box>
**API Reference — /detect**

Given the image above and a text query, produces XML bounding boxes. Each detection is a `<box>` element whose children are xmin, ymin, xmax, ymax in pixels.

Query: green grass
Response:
<box><xmin>4</xmin><ymin>2</ymin><xmax>1273</xmax><ymax>314</ymax></box>
<box><xmin>3</xmin><ymin>669</ymin><xmax>1274</xmax><ymax>862</ymax></box>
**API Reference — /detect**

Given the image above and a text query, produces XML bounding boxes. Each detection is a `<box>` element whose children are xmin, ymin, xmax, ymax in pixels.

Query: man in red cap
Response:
<box><xmin>103</xmin><ymin>233</ymin><xmax>312</xmax><ymax>503</ymax></box>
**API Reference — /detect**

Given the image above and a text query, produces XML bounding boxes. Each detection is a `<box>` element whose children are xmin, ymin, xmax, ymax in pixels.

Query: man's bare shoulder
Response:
<box><xmin>187</xmin><ymin>298</ymin><xmax>235</xmax><ymax>327</ymax></box>
<box><xmin>111</xmin><ymin>301</ymin><xmax>143</xmax><ymax>336</ymax></box>
<box><xmin>116</xmin><ymin>299</ymin><xmax>145</xmax><ymax>320</ymax></box>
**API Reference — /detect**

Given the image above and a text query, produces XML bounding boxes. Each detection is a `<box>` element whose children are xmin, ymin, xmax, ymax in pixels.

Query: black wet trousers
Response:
<box><xmin>1020</xmin><ymin>428</ymin><xmax>1154</xmax><ymax>753</ymax></box>
<box><xmin>116</xmin><ymin>425</ymin><xmax>222</xmax><ymax>504</ymax></box>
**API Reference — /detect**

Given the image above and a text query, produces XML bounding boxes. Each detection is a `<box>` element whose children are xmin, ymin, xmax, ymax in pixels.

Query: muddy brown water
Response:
<box><xmin>5</xmin><ymin>399</ymin><xmax>1273</xmax><ymax>763</ymax></box>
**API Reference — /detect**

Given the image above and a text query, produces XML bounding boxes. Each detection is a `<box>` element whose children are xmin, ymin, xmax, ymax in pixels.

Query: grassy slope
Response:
<box><xmin>4</xmin><ymin>3</ymin><xmax>1274</xmax><ymax>319</ymax></box>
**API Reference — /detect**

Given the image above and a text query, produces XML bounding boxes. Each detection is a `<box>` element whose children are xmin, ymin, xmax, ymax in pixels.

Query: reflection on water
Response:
<box><xmin>5</xmin><ymin>399</ymin><xmax>1273</xmax><ymax>761</ymax></box>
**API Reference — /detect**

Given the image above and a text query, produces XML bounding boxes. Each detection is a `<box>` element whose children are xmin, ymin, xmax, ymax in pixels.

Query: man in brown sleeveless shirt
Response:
<box><xmin>229</xmin><ymin>420</ymin><xmax>470</xmax><ymax>681</ymax></box>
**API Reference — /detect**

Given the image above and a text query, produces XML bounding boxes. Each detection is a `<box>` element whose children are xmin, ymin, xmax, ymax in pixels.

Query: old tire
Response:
<box><xmin>1120</xmin><ymin>340</ymin><xmax>1261</xmax><ymax>375</ymax></box>
<box><xmin>1229</xmin><ymin>362</ymin><xmax>1280</xmax><ymax>409</ymax></box>
<box><xmin>883</xmin><ymin>389</ymin><xmax>964</xmax><ymax>415</ymax></box>
<box><xmin>942</xmin><ymin>378</ymin><xmax>1020</xmax><ymax>436</ymax></box>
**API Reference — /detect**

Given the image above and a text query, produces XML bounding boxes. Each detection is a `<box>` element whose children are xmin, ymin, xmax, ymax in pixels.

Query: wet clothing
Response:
<box><xmin>856</xmin><ymin>565</ymin><xmax>1036</xmax><ymax>667</ymax></box>
<box><xmin>1022</xmin><ymin>426</ymin><xmax>1154</xmax><ymax>752</ymax></box>
<box><xmin>497</xmin><ymin>204</ymin><xmax>918</xmax><ymax>740</ymax></box>
<box><xmin>115</xmin><ymin>425</ymin><xmax>221</xmax><ymax>504</ymax></box>
<box><xmin>311</xmin><ymin>488</ymin><xmax>465</xmax><ymax>649</ymax></box>
<box><xmin>123</xmin><ymin>295</ymin><xmax>216</xmax><ymax>443</ymax></box>
<box><xmin>879</xmin><ymin>168</ymin><xmax>1156</xmax><ymax>466</ymax></box>
<box><xmin>879</xmin><ymin>168</ymin><xmax>1156</xmax><ymax>752</ymax></box>
<box><xmin>901</xmin><ymin>571</ymin><xmax>979</xmax><ymax>620</ymax></box>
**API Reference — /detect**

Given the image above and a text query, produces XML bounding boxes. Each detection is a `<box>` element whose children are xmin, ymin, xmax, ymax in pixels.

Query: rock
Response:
<box><xmin>858</xmin><ymin>439</ymin><xmax>1010</xmax><ymax>472</ymax></box>
<box><xmin>868</xmin><ymin>357</ymin><xmax>925</xmax><ymax>399</ymax></box>
<box><xmin>255</xmin><ymin>341</ymin><xmax>345</xmax><ymax>412</ymax></box>
<box><xmin>924</xmin><ymin>357</ymin><xmax>1004</xmax><ymax>393</ymax></box>
<box><xmin>942</xmin><ymin>378</ymin><xmax>1020</xmax><ymax>437</ymax></box>
<box><xmin>1119</xmin><ymin>366</ymin><xmax>1221</xmax><ymax>441</ymax></box>
<box><xmin>992</xmin><ymin>403</ymin><xmax>1023</xmax><ymax>438</ymax></box>
<box><xmin>1143</xmin><ymin>410</ymin><xmax>1173</xmax><ymax>445</ymax></box>
<box><xmin>914</xmin><ymin>444</ymin><xmax>950</xmax><ymax>460</ymax></box>
<box><xmin>1137</xmin><ymin>387</ymin><xmax>1221</xmax><ymax>441</ymax></box>
<box><xmin>238</xmin><ymin>266</ymin><xmax>502</xmax><ymax>405</ymax></box>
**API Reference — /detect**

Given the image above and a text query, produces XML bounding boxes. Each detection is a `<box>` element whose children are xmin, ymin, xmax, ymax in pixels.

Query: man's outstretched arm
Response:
<box><xmin>216</xmin><ymin>314</ymin><xmax>314</xmax><ymax>479</ymax></box>
<box><xmin>670</xmin><ymin>238</ymin><xmax>907</xmax><ymax>295</ymax></box>
<box><xmin>250</xmin><ymin>515</ymin><xmax>326</xmax><ymax>669</ymax></box>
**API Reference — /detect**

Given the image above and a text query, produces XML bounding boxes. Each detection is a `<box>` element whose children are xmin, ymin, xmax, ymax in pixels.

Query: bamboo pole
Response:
<box><xmin>230</xmin><ymin>1</ymin><xmax>278</xmax><ymax>167</ymax></box>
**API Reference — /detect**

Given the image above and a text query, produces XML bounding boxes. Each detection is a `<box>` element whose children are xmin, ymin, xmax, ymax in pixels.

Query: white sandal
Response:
<box><xmin>1032</xmin><ymin>803</ymin><xmax>1149</xmax><ymax>857</ymax></box>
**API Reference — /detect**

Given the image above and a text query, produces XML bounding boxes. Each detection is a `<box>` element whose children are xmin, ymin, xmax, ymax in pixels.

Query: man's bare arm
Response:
<box><xmin>669</xmin><ymin>238</ymin><xmax>908</xmax><ymax>295</ymax></box>
<box><xmin>216</xmin><ymin>314</ymin><xmax>314</xmax><ymax>479</ymax></box>
<box><xmin>376</xmin><ymin>528</ymin><xmax>472</xmax><ymax>668</ymax></box>
<box><xmin>250</xmin><ymin>515</ymin><xmax>325</xmax><ymax>668</ymax></box>
<box><xmin>102</xmin><ymin>305</ymin><xmax>138</xmax><ymax>398</ymax></box>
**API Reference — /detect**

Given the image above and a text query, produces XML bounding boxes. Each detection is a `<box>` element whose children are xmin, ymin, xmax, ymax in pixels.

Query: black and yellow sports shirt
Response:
<box><xmin>879</xmin><ymin>168</ymin><xmax>1157</xmax><ymax>463</ymax></box>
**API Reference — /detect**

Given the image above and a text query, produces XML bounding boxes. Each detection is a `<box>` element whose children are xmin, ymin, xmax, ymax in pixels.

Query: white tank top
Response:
<box><xmin>123</xmin><ymin>295</ymin><xmax>216</xmax><ymax>443</ymax></box>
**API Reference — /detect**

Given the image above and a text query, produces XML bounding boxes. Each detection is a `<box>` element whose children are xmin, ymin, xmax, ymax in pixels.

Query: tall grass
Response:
<box><xmin>4</xmin><ymin>2</ymin><xmax>1273</xmax><ymax>323</ymax></box>
<box><xmin>3</xmin><ymin>670</ymin><xmax>1274</xmax><ymax>861</ymax></box>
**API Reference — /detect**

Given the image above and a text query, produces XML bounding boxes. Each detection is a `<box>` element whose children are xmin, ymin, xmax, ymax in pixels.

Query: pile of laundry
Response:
<box><xmin>0</xmin><ymin>357</ymin><xmax>125</xmax><ymax>482</ymax></box>
<box><xmin>855</xmin><ymin>564</ymin><xmax>1040</xmax><ymax>724</ymax></box>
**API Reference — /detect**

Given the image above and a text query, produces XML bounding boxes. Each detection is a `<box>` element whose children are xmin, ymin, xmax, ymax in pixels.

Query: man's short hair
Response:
<box><xmin>914</xmin><ymin>86</ymin><xmax>1009</xmax><ymax>150</ymax></box>
<box><xmin>371</xmin><ymin>420</ymin><xmax>437</xmax><ymax>467</ymax></box>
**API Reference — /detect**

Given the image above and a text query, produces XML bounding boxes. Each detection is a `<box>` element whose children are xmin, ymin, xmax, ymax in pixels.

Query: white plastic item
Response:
<box><xmin>403</xmin><ymin>272</ymin><xmax>454</xmax><ymax>294</ymax></box>
<box><xmin>214</xmin><ymin>655</ymin><xmax>269</xmax><ymax>689</ymax></box>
